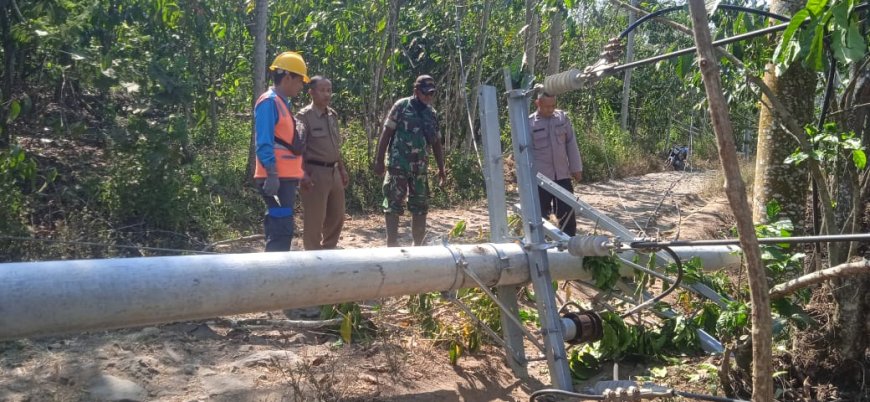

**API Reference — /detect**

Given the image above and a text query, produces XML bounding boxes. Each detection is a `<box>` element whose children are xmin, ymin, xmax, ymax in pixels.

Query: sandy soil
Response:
<box><xmin>0</xmin><ymin>170</ymin><xmax>734</xmax><ymax>402</ymax></box>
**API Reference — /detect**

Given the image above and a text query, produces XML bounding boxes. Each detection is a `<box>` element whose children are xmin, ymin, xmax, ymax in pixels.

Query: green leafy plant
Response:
<box><xmin>0</xmin><ymin>146</ymin><xmax>37</xmax><ymax>237</ymax></box>
<box><xmin>321</xmin><ymin>302</ymin><xmax>375</xmax><ymax>344</ymax></box>
<box><xmin>582</xmin><ymin>255</ymin><xmax>621</xmax><ymax>290</ymax></box>
<box><xmin>449</xmin><ymin>219</ymin><xmax>467</xmax><ymax>240</ymax></box>
<box><xmin>408</xmin><ymin>293</ymin><xmax>439</xmax><ymax>337</ymax></box>
<box><xmin>773</xmin><ymin>0</ymin><xmax>867</xmax><ymax>73</ymax></box>
<box><xmin>785</xmin><ymin>123</ymin><xmax>867</xmax><ymax>170</ymax></box>
<box><xmin>566</xmin><ymin>311</ymin><xmax>708</xmax><ymax>380</ymax></box>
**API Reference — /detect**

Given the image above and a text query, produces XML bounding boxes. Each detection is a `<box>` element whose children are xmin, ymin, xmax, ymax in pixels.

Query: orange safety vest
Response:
<box><xmin>254</xmin><ymin>90</ymin><xmax>304</xmax><ymax>179</ymax></box>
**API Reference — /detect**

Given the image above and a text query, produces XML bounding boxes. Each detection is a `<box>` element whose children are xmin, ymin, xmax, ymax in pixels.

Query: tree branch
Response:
<box><xmin>686</xmin><ymin>0</ymin><xmax>773</xmax><ymax>399</ymax></box>
<box><xmin>826</xmin><ymin>102</ymin><xmax>870</xmax><ymax>119</ymax></box>
<box><xmin>203</xmin><ymin>234</ymin><xmax>265</xmax><ymax>251</ymax></box>
<box><xmin>770</xmin><ymin>260</ymin><xmax>870</xmax><ymax>299</ymax></box>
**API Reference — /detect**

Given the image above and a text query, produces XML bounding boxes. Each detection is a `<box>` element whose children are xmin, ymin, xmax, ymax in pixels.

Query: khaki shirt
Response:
<box><xmin>529</xmin><ymin>109</ymin><xmax>583</xmax><ymax>181</ymax></box>
<box><xmin>297</xmin><ymin>104</ymin><xmax>342</xmax><ymax>164</ymax></box>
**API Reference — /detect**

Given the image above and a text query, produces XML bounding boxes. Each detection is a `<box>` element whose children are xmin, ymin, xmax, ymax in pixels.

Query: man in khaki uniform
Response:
<box><xmin>297</xmin><ymin>76</ymin><xmax>348</xmax><ymax>250</ymax></box>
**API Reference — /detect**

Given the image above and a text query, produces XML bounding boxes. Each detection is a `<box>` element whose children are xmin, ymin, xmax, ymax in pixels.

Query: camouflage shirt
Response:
<box><xmin>383</xmin><ymin>96</ymin><xmax>439</xmax><ymax>174</ymax></box>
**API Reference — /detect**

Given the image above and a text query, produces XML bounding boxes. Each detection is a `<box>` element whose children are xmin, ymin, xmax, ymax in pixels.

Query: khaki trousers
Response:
<box><xmin>300</xmin><ymin>164</ymin><xmax>345</xmax><ymax>250</ymax></box>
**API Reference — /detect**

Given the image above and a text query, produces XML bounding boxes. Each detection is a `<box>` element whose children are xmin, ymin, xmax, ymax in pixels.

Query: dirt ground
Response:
<box><xmin>0</xmin><ymin>170</ymin><xmax>735</xmax><ymax>402</ymax></box>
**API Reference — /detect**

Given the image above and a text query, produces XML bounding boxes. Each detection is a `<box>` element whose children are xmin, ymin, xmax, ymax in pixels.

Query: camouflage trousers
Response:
<box><xmin>382</xmin><ymin>168</ymin><xmax>429</xmax><ymax>215</ymax></box>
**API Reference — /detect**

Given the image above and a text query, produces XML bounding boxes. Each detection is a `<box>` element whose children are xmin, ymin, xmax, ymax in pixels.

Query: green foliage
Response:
<box><xmin>448</xmin><ymin>219</ymin><xmax>467</xmax><ymax>240</ymax></box>
<box><xmin>716</xmin><ymin>300</ymin><xmax>750</xmax><ymax>339</ymax></box>
<box><xmin>582</xmin><ymin>255</ymin><xmax>621</xmax><ymax>290</ymax></box>
<box><xmin>785</xmin><ymin>123</ymin><xmax>867</xmax><ymax>171</ymax></box>
<box><xmin>567</xmin><ymin>311</ymin><xmax>705</xmax><ymax>380</ymax></box>
<box><xmin>406</xmin><ymin>288</ymin><xmax>502</xmax><ymax>365</ymax></box>
<box><xmin>0</xmin><ymin>146</ymin><xmax>37</xmax><ymax>237</ymax></box>
<box><xmin>408</xmin><ymin>293</ymin><xmax>439</xmax><ymax>336</ymax></box>
<box><xmin>437</xmin><ymin>152</ymin><xmax>486</xmax><ymax>204</ymax></box>
<box><xmin>752</xmin><ymin>203</ymin><xmax>820</xmax><ymax>340</ymax></box>
<box><xmin>340</xmin><ymin>122</ymin><xmax>381</xmax><ymax>213</ymax></box>
<box><xmin>577</xmin><ymin>103</ymin><xmax>639</xmax><ymax>181</ymax></box>
<box><xmin>101</xmin><ymin>115</ymin><xmax>199</xmax><ymax>231</ymax></box>
<box><xmin>321</xmin><ymin>302</ymin><xmax>375</xmax><ymax>344</ymax></box>
<box><xmin>774</xmin><ymin>0</ymin><xmax>868</xmax><ymax>74</ymax></box>
<box><xmin>755</xmin><ymin>202</ymin><xmax>805</xmax><ymax>284</ymax></box>
<box><xmin>518</xmin><ymin>308</ymin><xmax>540</xmax><ymax>327</ymax></box>
<box><xmin>1</xmin><ymin>0</ymin><xmax>739</xmax><ymax>262</ymax></box>
<box><xmin>666</xmin><ymin>257</ymin><xmax>734</xmax><ymax>297</ymax></box>
<box><xmin>459</xmin><ymin>288</ymin><xmax>501</xmax><ymax>335</ymax></box>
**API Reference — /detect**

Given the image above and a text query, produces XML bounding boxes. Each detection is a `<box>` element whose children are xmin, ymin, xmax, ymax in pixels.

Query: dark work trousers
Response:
<box><xmin>538</xmin><ymin>178</ymin><xmax>577</xmax><ymax>236</ymax></box>
<box><xmin>257</xmin><ymin>179</ymin><xmax>299</xmax><ymax>252</ymax></box>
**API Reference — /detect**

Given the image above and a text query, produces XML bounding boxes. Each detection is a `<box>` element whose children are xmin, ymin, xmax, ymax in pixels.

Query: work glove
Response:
<box><xmin>262</xmin><ymin>168</ymin><xmax>280</xmax><ymax>197</ymax></box>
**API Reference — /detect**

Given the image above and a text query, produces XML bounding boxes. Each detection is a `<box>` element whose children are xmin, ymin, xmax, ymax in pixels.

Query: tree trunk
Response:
<box><xmin>247</xmin><ymin>0</ymin><xmax>268</xmax><ymax>182</ymax></box>
<box><xmin>0</xmin><ymin>0</ymin><xmax>12</xmax><ymax>149</ymax></box>
<box><xmin>467</xmin><ymin>0</ymin><xmax>492</xmax><ymax>135</ymax></box>
<box><xmin>687</xmin><ymin>1</ymin><xmax>774</xmax><ymax>400</ymax></box>
<box><xmin>619</xmin><ymin>0</ymin><xmax>638</xmax><ymax>133</ymax></box>
<box><xmin>365</xmin><ymin>0</ymin><xmax>399</xmax><ymax>160</ymax></box>
<box><xmin>751</xmin><ymin>0</ymin><xmax>818</xmax><ymax>230</ymax></box>
<box><xmin>545</xmin><ymin>8</ymin><xmax>562</xmax><ymax>76</ymax></box>
<box><xmin>522</xmin><ymin>0</ymin><xmax>539</xmax><ymax>78</ymax></box>
<box><xmin>831</xmin><ymin>59</ymin><xmax>870</xmax><ymax>362</ymax></box>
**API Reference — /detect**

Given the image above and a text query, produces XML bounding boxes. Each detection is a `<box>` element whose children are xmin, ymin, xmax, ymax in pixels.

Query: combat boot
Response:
<box><xmin>385</xmin><ymin>213</ymin><xmax>400</xmax><ymax>247</ymax></box>
<box><xmin>412</xmin><ymin>213</ymin><xmax>427</xmax><ymax>246</ymax></box>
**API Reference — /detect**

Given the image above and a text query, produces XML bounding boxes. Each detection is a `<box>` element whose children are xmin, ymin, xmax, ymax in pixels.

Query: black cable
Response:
<box><xmin>529</xmin><ymin>388</ymin><xmax>749</xmax><ymax>401</ymax></box>
<box><xmin>529</xmin><ymin>388</ymin><xmax>603</xmax><ymax>401</ymax></box>
<box><xmin>612</xmin><ymin>22</ymin><xmax>790</xmax><ymax>73</ymax></box>
<box><xmin>628</xmin><ymin>233</ymin><xmax>870</xmax><ymax>249</ymax></box>
<box><xmin>674</xmin><ymin>390</ymin><xmax>749</xmax><ymax>402</ymax></box>
<box><xmin>620</xmin><ymin>245</ymin><xmax>684</xmax><ymax>317</ymax></box>
<box><xmin>0</xmin><ymin>235</ymin><xmax>217</xmax><ymax>255</ymax></box>
<box><xmin>620</xmin><ymin>5</ymin><xmax>683</xmax><ymax>39</ymax></box>
<box><xmin>619</xmin><ymin>4</ymin><xmax>790</xmax><ymax>39</ymax></box>
<box><xmin>611</xmin><ymin>2</ymin><xmax>870</xmax><ymax>74</ymax></box>
<box><xmin>718</xmin><ymin>4</ymin><xmax>791</xmax><ymax>22</ymax></box>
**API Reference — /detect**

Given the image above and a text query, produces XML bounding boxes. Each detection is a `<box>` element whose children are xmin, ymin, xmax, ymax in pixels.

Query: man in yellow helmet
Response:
<box><xmin>253</xmin><ymin>51</ymin><xmax>310</xmax><ymax>252</ymax></box>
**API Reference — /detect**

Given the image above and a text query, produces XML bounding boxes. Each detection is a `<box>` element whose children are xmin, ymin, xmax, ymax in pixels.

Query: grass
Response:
<box><xmin>697</xmin><ymin>157</ymin><xmax>755</xmax><ymax>200</ymax></box>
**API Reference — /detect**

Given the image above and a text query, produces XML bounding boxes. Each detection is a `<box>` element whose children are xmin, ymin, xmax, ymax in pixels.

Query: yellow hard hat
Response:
<box><xmin>270</xmin><ymin>51</ymin><xmax>310</xmax><ymax>83</ymax></box>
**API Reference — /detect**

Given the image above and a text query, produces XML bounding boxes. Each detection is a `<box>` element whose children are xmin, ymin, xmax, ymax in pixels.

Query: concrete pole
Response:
<box><xmin>0</xmin><ymin>244</ymin><xmax>598</xmax><ymax>341</ymax></box>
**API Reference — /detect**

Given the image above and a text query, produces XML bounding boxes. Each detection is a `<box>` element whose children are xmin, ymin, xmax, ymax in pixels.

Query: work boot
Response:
<box><xmin>385</xmin><ymin>213</ymin><xmax>400</xmax><ymax>247</ymax></box>
<box><xmin>412</xmin><ymin>213</ymin><xmax>427</xmax><ymax>246</ymax></box>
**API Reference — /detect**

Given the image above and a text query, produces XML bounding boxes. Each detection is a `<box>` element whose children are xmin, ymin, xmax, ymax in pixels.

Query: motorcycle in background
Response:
<box><xmin>665</xmin><ymin>145</ymin><xmax>689</xmax><ymax>171</ymax></box>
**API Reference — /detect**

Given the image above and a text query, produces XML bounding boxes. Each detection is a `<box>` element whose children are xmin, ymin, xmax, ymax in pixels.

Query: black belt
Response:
<box><xmin>305</xmin><ymin>159</ymin><xmax>338</xmax><ymax>168</ymax></box>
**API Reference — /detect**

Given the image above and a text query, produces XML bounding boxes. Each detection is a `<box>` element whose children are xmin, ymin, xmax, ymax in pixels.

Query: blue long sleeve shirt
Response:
<box><xmin>254</xmin><ymin>90</ymin><xmax>292</xmax><ymax>171</ymax></box>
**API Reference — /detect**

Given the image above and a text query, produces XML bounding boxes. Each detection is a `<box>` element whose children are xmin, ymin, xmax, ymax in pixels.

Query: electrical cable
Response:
<box><xmin>674</xmin><ymin>390</ymin><xmax>749</xmax><ymax>402</ymax></box>
<box><xmin>619</xmin><ymin>4</ymin><xmax>790</xmax><ymax>40</ymax></box>
<box><xmin>612</xmin><ymin>2</ymin><xmax>869</xmax><ymax>74</ymax></box>
<box><xmin>0</xmin><ymin>235</ymin><xmax>217</xmax><ymax>255</ymax></box>
<box><xmin>613</xmin><ymin>22</ymin><xmax>791</xmax><ymax>73</ymax></box>
<box><xmin>529</xmin><ymin>388</ymin><xmax>603</xmax><ymax>401</ymax></box>
<box><xmin>628</xmin><ymin>233</ymin><xmax>870</xmax><ymax>249</ymax></box>
<box><xmin>529</xmin><ymin>387</ymin><xmax>749</xmax><ymax>401</ymax></box>
<box><xmin>620</xmin><ymin>245</ymin><xmax>683</xmax><ymax>317</ymax></box>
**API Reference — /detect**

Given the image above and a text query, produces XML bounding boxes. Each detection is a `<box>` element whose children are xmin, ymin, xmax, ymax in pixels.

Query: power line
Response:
<box><xmin>0</xmin><ymin>236</ymin><xmax>218</xmax><ymax>255</ymax></box>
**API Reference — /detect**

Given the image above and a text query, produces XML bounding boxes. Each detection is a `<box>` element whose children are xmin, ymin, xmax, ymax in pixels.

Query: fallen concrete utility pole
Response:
<box><xmin>0</xmin><ymin>243</ymin><xmax>604</xmax><ymax>341</ymax></box>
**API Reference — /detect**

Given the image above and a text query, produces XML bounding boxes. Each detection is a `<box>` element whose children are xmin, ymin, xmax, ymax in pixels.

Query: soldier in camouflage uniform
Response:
<box><xmin>374</xmin><ymin>75</ymin><xmax>447</xmax><ymax>247</ymax></box>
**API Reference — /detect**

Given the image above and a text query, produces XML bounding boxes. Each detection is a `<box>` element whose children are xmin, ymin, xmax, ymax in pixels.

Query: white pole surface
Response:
<box><xmin>1</xmin><ymin>244</ymin><xmax>595</xmax><ymax>340</ymax></box>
